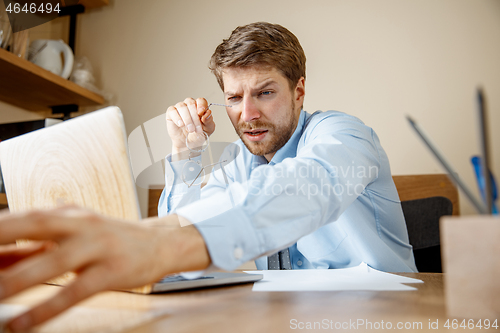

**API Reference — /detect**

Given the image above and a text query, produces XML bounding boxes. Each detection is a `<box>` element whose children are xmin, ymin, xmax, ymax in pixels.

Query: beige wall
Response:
<box><xmin>2</xmin><ymin>0</ymin><xmax>499</xmax><ymax>217</ymax></box>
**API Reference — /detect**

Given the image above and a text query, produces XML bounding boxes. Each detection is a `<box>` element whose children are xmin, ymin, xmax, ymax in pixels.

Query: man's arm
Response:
<box><xmin>176</xmin><ymin>113</ymin><xmax>383</xmax><ymax>270</ymax></box>
<box><xmin>0</xmin><ymin>206</ymin><xmax>210</xmax><ymax>332</ymax></box>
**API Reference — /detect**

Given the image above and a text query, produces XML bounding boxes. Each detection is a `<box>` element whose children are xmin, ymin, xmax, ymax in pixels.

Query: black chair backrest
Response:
<box><xmin>401</xmin><ymin>196</ymin><xmax>453</xmax><ymax>273</ymax></box>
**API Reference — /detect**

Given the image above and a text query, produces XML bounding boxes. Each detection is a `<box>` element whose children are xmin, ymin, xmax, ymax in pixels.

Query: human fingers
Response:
<box><xmin>0</xmin><ymin>207</ymin><xmax>9</xmax><ymax>217</ymax></box>
<box><xmin>0</xmin><ymin>242</ymin><xmax>44</xmax><ymax>256</ymax></box>
<box><xmin>196</xmin><ymin>97</ymin><xmax>209</xmax><ymax>117</ymax></box>
<box><xmin>172</xmin><ymin>99</ymin><xmax>199</xmax><ymax>135</ymax></box>
<box><xmin>182</xmin><ymin>97</ymin><xmax>203</xmax><ymax>134</ymax></box>
<box><xmin>201</xmin><ymin>109</ymin><xmax>212</xmax><ymax>125</ymax></box>
<box><xmin>0</xmin><ymin>242</ymin><xmax>54</xmax><ymax>270</ymax></box>
<box><xmin>165</xmin><ymin>105</ymin><xmax>184</xmax><ymax>129</ymax></box>
<box><xmin>200</xmin><ymin>109</ymin><xmax>216</xmax><ymax>136</ymax></box>
<box><xmin>7</xmin><ymin>264</ymin><xmax>112</xmax><ymax>332</ymax></box>
<box><xmin>0</xmin><ymin>210</ymin><xmax>83</xmax><ymax>244</ymax></box>
<box><xmin>0</xmin><ymin>235</ymin><xmax>101</xmax><ymax>301</ymax></box>
<box><xmin>165</xmin><ymin>104</ymin><xmax>191</xmax><ymax>151</ymax></box>
<box><xmin>0</xmin><ymin>206</ymin><xmax>99</xmax><ymax>244</ymax></box>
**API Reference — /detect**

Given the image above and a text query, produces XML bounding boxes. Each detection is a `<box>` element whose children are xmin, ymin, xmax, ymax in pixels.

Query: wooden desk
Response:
<box><xmin>0</xmin><ymin>273</ymin><xmax>495</xmax><ymax>333</ymax></box>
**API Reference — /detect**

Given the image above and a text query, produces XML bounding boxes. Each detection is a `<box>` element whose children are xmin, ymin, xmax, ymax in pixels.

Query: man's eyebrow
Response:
<box><xmin>253</xmin><ymin>79</ymin><xmax>278</xmax><ymax>91</ymax></box>
<box><xmin>224</xmin><ymin>80</ymin><xmax>278</xmax><ymax>96</ymax></box>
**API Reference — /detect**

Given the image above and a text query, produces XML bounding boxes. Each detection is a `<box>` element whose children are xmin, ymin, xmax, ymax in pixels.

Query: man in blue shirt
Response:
<box><xmin>160</xmin><ymin>22</ymin><xmax>416</xmax><ymax>273</ymax></box>
<box><xmin>0</xmin><ymin>21</ymin><xmax>415</xmax><ymax>331</ymax></box>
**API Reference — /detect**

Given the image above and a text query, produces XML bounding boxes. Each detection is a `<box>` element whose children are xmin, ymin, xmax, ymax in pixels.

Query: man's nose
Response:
<box><xmin>241</xmin><ymin>97</ymin><xmax>260</xmax><ymax>122</ymax></box>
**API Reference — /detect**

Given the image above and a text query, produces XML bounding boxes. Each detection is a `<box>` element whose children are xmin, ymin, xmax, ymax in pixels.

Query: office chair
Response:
<box><xmin>393</xmin><ymin>174</ymin><xmax>459</xmax><ymax>273</ymax></box>
<box><xmin>400</xmin><ymin>196</ymin><xmax>453</xmax><ymax>273</ymax></box>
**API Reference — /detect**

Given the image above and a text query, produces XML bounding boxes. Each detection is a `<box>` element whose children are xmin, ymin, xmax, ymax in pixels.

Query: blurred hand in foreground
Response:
<box><xmin>0</xmin><ymin>206</ymin><xmax>209</xmax><ymax>332</ymax></box>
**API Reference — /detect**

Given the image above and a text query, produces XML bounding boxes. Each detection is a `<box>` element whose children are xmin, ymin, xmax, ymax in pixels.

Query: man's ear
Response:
<box><xmin>294</xmin><ymin>77</ymin><xmax>305</xmax><ymax>108</ymax></box>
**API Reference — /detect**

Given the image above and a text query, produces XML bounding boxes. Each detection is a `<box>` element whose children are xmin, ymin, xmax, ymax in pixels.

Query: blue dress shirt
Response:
<box><xmin>158</xmin><ymin>110</ymin><xmax>417</xmax><ymax>273</ymax></box>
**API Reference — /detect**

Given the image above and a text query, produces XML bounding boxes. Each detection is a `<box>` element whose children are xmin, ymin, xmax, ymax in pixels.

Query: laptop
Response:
<box><xmin>0</xmin><ymin>106</ymin><xmax>262</xmax><ymax>294</ymax></box>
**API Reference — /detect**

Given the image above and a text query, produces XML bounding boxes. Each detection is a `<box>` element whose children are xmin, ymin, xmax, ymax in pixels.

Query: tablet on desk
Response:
<box><xmin>0</xmin><ymin>106</ymin><xmax>262</xmax><ymax>294</ymax></box>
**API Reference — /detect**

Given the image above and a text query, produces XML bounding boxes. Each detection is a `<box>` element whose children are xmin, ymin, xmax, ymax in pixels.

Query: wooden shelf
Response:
<box><xmin>0</xmin><ymin>48</ymin><xmax>105</xmax><ymax>111</ymax></box>
<box><xmin>0</xmin><ymin>193</ymin><xmax>7</xmax><ymax>206</ymax></box>
<box><xmin>79</xmin><ymin>0</ymin><xmax>109</xmax><ymax>9</ymax></box>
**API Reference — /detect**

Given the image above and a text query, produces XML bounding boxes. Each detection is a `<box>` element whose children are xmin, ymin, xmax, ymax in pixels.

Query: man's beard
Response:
<box><xmin>235</xmin><ymin>99</ymin><xmax>298</xmax><ymax>157</ymax></box>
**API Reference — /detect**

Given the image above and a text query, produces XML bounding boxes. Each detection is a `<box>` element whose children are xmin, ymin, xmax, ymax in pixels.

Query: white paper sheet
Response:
<box><xmin>245</xmin><ymin>262</ymin><xmax>423</xmax><ymax>292</ymax></box>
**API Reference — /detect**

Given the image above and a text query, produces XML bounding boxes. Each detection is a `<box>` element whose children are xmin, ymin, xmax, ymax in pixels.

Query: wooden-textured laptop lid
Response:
<box><xmin>0</xmin><ymin>106</ymin><xmax>141</xmax><ymax>220</ymax></box>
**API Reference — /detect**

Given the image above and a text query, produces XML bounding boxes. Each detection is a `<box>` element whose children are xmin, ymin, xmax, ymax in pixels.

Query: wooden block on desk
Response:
<box><xmin>440</xmin><ymin>215</ymin><xmax>500</xmax><ymax>319</ymax></box>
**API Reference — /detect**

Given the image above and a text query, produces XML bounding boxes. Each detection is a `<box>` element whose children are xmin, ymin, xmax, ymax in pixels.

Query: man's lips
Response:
<box><xmin>244</xmin><ymin>129</ymin><xmax>268</xmax><ymax>134</ymax></box>
<box><xmin>243</xmin><ymin>129</ymin><xmax>268</xmax><ymax>142</ymax></box>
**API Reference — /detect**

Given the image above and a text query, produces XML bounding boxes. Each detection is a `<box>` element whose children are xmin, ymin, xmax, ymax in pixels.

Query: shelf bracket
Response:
<box><xmin>51</xmin><ymin>104</ymin><xmax>79</xmax><ymax>120</ymax></box>
<box><xmin>59</xmin><ymin>4</ymin><xmax>85</xmax><ymax>53</ymax></box>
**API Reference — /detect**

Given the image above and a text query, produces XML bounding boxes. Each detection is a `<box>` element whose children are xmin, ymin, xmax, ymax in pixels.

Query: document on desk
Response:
<box><xmin>245</xmin><ymin>263</ymin><xmax>423</xmax><ymax>292</ymax></box>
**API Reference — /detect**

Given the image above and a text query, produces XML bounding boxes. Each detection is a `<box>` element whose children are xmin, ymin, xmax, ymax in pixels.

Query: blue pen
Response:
<box><xmin>471</xmin><ymin>156</ymin><xmax>498</xmax><ymax>215</ymax></box>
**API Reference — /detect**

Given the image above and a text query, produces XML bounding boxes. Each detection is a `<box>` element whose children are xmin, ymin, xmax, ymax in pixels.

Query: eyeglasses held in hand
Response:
<box><xmin>181</xmin><ymin>103</ymin><xmax>232</xmax><ymax>187</ymax></box>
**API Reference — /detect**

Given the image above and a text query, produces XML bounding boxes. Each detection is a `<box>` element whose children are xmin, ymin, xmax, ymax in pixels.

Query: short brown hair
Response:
<box><xmin>209</xmin><ymin>22</ymin><xmax>306</xmax><ymax>91</ymax></box>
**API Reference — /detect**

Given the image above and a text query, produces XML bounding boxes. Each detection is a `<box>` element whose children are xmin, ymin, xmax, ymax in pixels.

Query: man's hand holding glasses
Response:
<box><xmin>166</xmin><ymin>97</ymin><xmax>215</xmax><ymax>160</ymax></box>
<box><xmin>165</xmin><ymin>98</ymin><xmax>232</xmax><ymax>186</ymax></box>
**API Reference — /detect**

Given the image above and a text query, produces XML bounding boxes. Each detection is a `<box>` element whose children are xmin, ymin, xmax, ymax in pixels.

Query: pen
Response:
<box><xmin>471</xmin><ymin>156</ymin><xmax>498</xmax><ymax>215</ymax></box>
<box><xmin>406</xmin><ymin>116</ymin><xmax>488</xmax><ymax>214</ymax></box>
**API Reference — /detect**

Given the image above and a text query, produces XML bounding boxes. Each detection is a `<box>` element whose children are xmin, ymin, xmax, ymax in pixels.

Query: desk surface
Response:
<box><xmin>0</xmin><ymin>273</ymin><xmax>495</xmax><ymax>333</ymax></box>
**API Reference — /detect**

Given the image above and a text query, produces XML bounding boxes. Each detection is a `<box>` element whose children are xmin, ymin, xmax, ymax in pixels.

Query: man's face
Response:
<box><xmin>222</xmin><ymin>66</ymin><xmax>305</xmax><ymax>161</ymax></box>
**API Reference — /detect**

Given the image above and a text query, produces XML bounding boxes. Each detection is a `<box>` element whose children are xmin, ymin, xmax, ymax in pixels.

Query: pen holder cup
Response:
<box><xmin>440</xmin><ymin>215</ymin><xmax>500</xmax><ymax>319</ymax></box>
